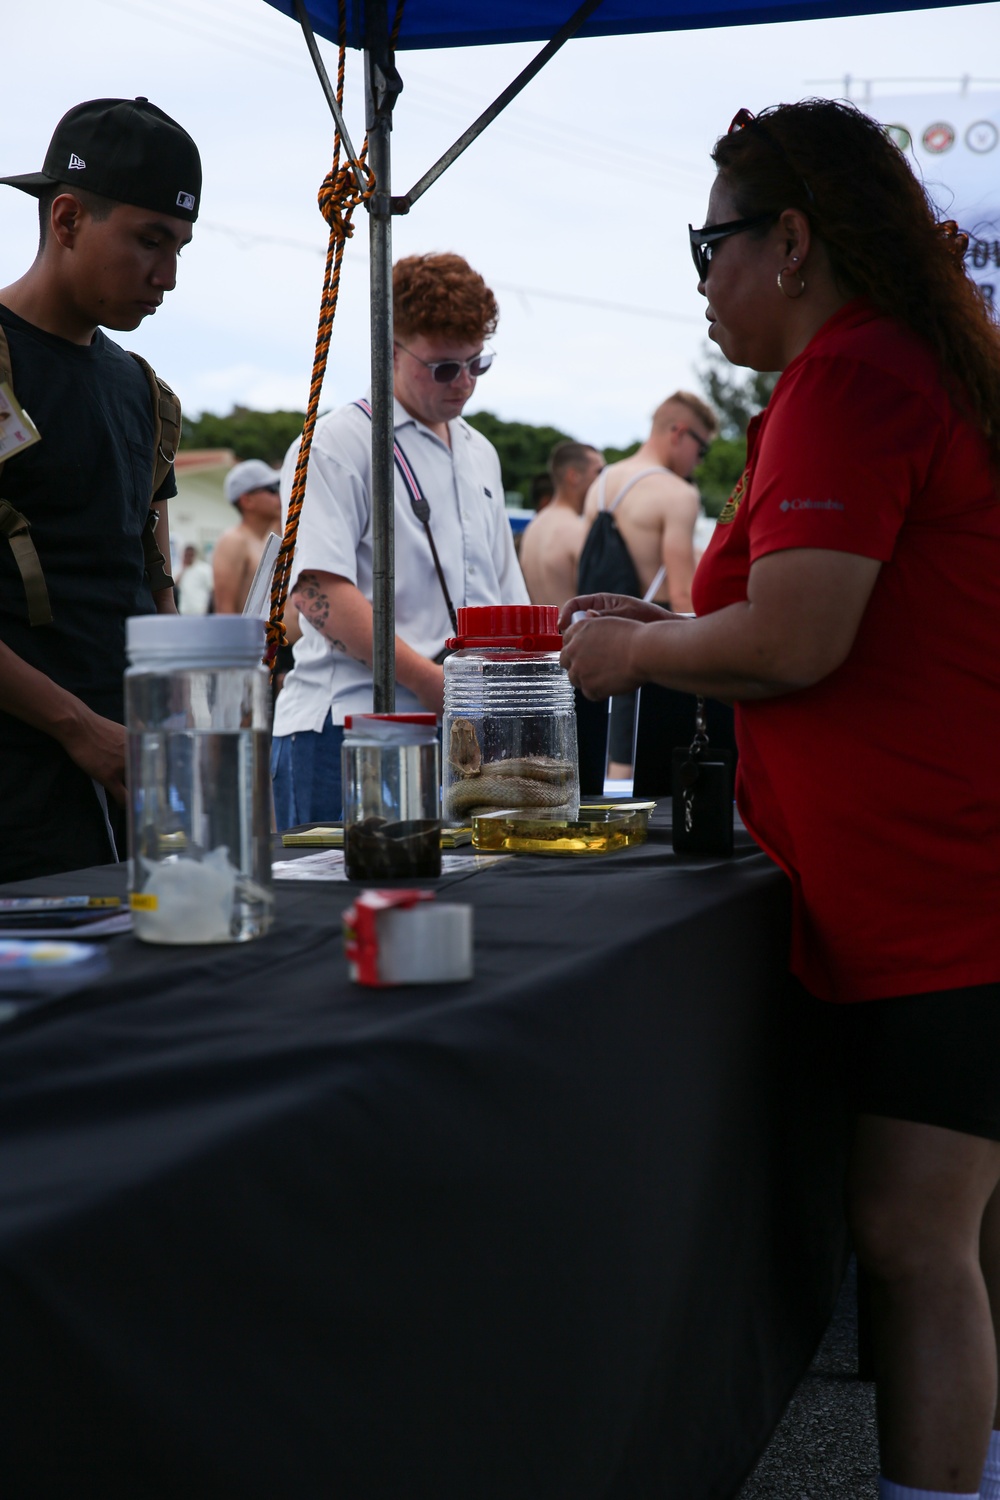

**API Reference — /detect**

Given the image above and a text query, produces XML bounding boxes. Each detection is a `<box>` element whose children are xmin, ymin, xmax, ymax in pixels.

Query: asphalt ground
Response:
<box><xmin>736</xmin><ymin>1259</ymin><xmax>880</xmax><ymax>1498</ymax></box>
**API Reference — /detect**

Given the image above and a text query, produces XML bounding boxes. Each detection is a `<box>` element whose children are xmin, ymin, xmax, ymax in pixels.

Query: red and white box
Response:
<box><xmin>342</xmin><ymin>890</ymin><xmax>474</xmax><ymax>987</ymax></box>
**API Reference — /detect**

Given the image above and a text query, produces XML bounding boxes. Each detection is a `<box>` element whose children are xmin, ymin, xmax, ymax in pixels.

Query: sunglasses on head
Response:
<box><xmin>688</xmin><ymin>108</ymin><xmax>816</xmax><ymax>281</ymax></box>
<box><xmin>395</xmin><ymin>342</ymin><xmax>495</xmax><ymax>384</ymax></box>
<box><xmin>726</xmin><ymin>107</ymin><xmax>816</xmax><ymax>204</ymax></box>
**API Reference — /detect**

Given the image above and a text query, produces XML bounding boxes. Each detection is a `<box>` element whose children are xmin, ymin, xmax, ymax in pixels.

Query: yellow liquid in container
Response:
<box><xmin>472</xmin><ymin>802</ymin><xmax>655</xmax><ymax>856</ymax></box>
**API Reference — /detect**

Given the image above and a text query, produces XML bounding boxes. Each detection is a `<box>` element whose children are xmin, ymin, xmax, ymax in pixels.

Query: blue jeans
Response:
<box><xmin>271</xmin><ymin>719</ymin><xmax>345</xmax><ymax>829</ymax></box>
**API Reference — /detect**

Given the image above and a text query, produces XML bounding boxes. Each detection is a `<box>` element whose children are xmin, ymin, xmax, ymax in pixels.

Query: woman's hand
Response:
<box><xmin>560</xmin><ymin>614</ymin><xmax>652</xmax><ymax>700</ymax></box>
<box><xmin>557</xmin><ymin>594</ymin><xmax>676</xmax><ymax>633</ymax></box>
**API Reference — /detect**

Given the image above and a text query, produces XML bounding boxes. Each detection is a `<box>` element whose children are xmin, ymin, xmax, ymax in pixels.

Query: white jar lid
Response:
<box><xmin>127</xmin><ymin>614</ymin><xmax>266</xmax><ymax>668</ymax></box>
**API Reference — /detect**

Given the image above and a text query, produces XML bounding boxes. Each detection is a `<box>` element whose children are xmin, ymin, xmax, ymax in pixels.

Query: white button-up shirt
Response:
<box><xmin>274</xmin><ymin>396</ymin><xmax>529</xmax><ymax>732</ymax></box>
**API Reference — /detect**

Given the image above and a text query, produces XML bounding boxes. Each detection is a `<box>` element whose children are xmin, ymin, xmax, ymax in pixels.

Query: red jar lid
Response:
<box><xmin>447</xmin><ymin>605</ymin><xmax>562</xmax><ymax>652</ymax></box>
<box><xmin>343</xmin><ymin>713</ymin><xmax>438</xmax><ymax>728</ymax></box>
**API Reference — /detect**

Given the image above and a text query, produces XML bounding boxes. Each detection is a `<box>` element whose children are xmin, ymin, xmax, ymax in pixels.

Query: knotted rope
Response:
<box><xmin>265</xmin><ymin>0</ymin><xmax>402</xmax><ymax>667</ymax></box>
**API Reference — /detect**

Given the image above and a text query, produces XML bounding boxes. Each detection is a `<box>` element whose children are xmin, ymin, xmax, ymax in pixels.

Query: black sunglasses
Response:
<box><xmin>688</xmin><ymin>212</ymin><xmax>778</xmax><ymax>281</ymax></box>
<box><xmin>678</xmin><ymin>426</ymin><xmax>712</xmax><ymax>462</ymax></box>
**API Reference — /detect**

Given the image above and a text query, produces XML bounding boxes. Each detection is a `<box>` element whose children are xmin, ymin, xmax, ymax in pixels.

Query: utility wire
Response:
<box><xmin>198</xmin><ymin>220</ymin><xmax>703</xmax><ymax>324</ymax></box>
<box><xmin>95</xmin><ymin>0</ymin><xmax>709</xmax><ymax>194</ymax></box>
<box><xmin>490</xmin><ymin>279</ymin><xmax>704</xmax><ymax>325</ymax></box>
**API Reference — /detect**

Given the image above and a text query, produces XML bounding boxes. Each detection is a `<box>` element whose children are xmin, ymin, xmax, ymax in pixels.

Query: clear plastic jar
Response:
<box><xmin>342</xmin><ymin>713</ymin><xmax>441</xmax><ymax>880</ymax></box>
<box><xmin>443</xmin><ymin>605</ymin><xmax>579</xmax><ymax>822</ymax></box>
<box><xmin>125</xmin><ymin>615</ymin><xmax>274</xmax><ymax>944</ymax></box>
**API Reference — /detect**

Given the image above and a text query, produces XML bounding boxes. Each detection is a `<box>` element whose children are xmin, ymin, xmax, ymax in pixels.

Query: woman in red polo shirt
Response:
<box><xmin>562</xmin><ymin>100</ymin><xmax>1000</xmax><ymax>1500</ymax></box>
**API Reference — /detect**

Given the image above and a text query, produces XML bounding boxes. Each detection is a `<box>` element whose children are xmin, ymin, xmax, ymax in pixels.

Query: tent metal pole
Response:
<box><xmin>293</xmin><ymin>0</ymin><xmax>369</xmax><ymax>199</ymax></box>
<box><xmin>393</xmin><ymin>0</ymin><xmax>605</xmax><ymax>213</ymax></box>
<box><xmin>365</xmin><ymin>17</ymin><xmax>401</xmax><ymax>713</ymax></box>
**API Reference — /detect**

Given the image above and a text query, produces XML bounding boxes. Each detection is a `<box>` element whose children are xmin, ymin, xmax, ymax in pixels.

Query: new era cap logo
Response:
<box><xmin>68</xmin><ymin>153</ymin><xmax>86</xmax><ymax>171</ymax></box>
<box><xmin>176</xmin><ymin>191</ymin><xmax>196</xmax><ymax>211</ymax></box>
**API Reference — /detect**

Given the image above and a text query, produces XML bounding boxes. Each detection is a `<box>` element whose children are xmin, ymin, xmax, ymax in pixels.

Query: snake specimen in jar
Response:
<box><xmin>445</xmin><ymin>717</ymin><xmax>577</xmax><ymax>817</ymax></box>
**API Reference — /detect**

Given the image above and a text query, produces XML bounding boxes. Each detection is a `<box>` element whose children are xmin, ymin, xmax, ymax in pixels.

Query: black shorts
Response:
<box><xmin>832</xmin><ymin>981</ymin><xmax>1000</xmax><ymax>1142</ymax></box>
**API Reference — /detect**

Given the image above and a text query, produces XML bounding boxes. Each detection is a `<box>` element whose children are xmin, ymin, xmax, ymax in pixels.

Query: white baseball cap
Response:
<box><xmin>224</xmin><ymin>459</ymin><xmax>280</xmax><ymax>506</ymax></box>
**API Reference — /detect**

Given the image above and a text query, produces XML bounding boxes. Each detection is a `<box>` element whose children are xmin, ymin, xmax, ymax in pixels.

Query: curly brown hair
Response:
<box><xmin>393</xmin><ymin>252</ymin><xmax>499</xmax><ymax>345</ymax></box>
<box><xmin>712</xmin><ymin>99</ymin><xmax>1000</xmax><ymax>461</ymax></box>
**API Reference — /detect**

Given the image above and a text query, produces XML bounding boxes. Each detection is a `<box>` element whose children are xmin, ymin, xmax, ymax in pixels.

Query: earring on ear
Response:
<box><xmin>777</xmin><ymin>265</ymin><xmax>806</xmax><ymax>299</ymax></box>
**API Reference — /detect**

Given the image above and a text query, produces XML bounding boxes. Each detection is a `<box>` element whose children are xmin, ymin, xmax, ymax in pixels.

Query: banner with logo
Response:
<box><xmin>868</xmin><ymin>92</ymin><xmax>1000</xmax><ymax>307</ymax></box>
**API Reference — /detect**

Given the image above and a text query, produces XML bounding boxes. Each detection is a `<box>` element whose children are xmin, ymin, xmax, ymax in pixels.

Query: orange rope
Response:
<box><xmin>265</xmin><ymin>0</ymin><xmax>404</xmax><ymax>668</ymax></box>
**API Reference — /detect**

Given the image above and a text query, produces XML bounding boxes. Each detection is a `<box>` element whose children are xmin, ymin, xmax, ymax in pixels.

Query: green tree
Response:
<box><xmin>180</xmin><ymin>406</ymin><xmax>307</xmax><ymax>468</ymax></box>
<box><xmin>602</xmin><ymin>440</ymin><xmax>640</xmax><ymax>465</ymax></box>
<box><xmin>694</xmin><ymin>348</ymin><xmax>779</xmax><ymax>516</ymax></box>
<box><xmin>464</xmin><ymin>411</ymin><xmax>574</xmax><ymax>503</ymax></box>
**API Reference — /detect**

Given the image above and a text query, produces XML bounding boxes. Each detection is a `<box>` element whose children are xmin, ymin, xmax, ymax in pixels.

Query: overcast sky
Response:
<box><xmin>3</xmin><ymin>0</ymin><xmax>998</xmax><ymax>447</ymax></box>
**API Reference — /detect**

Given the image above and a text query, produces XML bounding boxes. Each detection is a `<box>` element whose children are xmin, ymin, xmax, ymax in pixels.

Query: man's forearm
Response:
<box><xmin>293</xmin><ymin>571</ymin><xmax>444</xmax><ymax>712</ymax></box>
<box><xmin>0</xmin><ymin>638</ymin><xmax>128</xmax><ymax>799</ymax></box>
<box><xmin>662</xmin><ymin>544</ymin><xmax>695</xmax><ymax>615</ymax></box>
<box><xmin>0</xmin><ymin>638</ymin><xmax>89</xmax><ymax>742</ymax></box>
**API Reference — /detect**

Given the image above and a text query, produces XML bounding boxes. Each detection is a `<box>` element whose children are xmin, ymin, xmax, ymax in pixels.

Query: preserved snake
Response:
<box><xmin>445</xmin><ymin>718</ymin><xmax>577</xmax><ymax>818</ymax></box>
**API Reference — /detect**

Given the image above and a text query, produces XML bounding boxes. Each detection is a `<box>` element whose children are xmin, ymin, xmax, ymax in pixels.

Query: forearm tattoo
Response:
<box><xmin>295</xmin><ymin>572</ymin><xmax>330</xmax><ymax>633</ymax></box>
<box><xmin>293</xmin><ymin>573</ymin><xmax>366</xmax><ymax>662</ymax></box>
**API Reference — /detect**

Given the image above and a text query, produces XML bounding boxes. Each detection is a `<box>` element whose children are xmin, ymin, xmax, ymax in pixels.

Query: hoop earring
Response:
<box><xmin>777</xmin><ymin>268</ymin><xmax>806</xmax><ymax>300</ymax></box>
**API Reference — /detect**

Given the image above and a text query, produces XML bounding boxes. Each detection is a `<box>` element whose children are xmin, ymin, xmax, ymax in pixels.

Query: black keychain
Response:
<box><xmin>671</xmin><ymin>697</ymin><xmax>735</xmax><ymax>857</ymax></box>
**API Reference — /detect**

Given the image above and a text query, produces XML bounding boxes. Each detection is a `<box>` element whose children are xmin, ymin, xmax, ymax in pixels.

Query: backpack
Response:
<box><xmin>576</xmin><ymin>510</ymin><xmax>641</xmax><ymax>598</ymax></box>
<box><xmin>0</xmin><ymin>323</ymin><xmax>180</xmax><ymax>625</ymax></box>
<box><xmin>576</xmin><ymin>466</ymin><xmax>669</xmax><ymax>599</ymax></box>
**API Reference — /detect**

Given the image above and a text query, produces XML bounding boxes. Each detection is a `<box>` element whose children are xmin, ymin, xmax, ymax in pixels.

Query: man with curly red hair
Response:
<box><xmin>272</xmin><ymin>252</ymin><xmax>528</xmax><ymax>826</ymax></box>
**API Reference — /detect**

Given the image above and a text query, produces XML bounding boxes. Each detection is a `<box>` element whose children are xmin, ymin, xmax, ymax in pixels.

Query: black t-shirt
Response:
<box><xmin>0</xmin><ymin>303</ymin><xmax>176</xmax><ymax>743</ymax></box>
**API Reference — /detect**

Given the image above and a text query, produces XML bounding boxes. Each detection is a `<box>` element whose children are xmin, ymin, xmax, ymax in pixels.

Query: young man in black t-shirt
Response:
<box><xmin>0</xmin><ymin>97</ymin><xmax>201</xmax><ymax>880</ymax></box>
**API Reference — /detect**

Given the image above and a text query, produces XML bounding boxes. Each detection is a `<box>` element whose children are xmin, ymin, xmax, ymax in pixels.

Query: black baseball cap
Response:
<box><xmin>0</xmin><ymin>97</ymin><xmax>201</xmax><ymax>223</ymax></box>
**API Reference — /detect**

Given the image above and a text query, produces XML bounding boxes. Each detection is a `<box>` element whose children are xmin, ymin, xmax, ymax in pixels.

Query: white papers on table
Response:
<box><xmin>272</xmin><ymin>851</ymin><xmax>507</xmax><ymax>882</ymax></box>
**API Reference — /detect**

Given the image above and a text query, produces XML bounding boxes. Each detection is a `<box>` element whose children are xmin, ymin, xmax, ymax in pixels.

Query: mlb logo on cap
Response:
<box><xmin>176</xmin><ymin>191</ymin><xmax>196</xmax><ymax>211</ymax></box>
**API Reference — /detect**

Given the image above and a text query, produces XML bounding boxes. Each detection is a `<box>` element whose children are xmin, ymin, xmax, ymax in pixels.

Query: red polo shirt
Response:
<box><xmin>692</xmin><ymin>299</ymin><xmax>1000</xmax><ymax>1002</ymax></box>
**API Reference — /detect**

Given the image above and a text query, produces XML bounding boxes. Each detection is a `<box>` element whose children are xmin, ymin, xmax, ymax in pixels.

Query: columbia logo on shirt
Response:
<box><xmin>779</xmin><ymin>498</ymin><xmax>845</xmax><ymax>512</ymax></box>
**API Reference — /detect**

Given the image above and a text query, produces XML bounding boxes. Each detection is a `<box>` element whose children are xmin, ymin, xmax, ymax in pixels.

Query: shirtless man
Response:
<box><xmin>213</xmin><ymin>458</ymin><xmax>281</xmax><ymax>614</ymax></box>
<box><xmin>582</xmin><ymin>391</ymin><xmax>717</xmax><ymax>614</ymax></box>
<box><xmin>519</xmin><ymin>440</ymin><xmax>603</xmax><ymax>609</ymax></box>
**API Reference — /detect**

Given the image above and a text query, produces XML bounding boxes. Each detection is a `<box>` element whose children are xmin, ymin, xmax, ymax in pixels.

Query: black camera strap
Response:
<box><xmin>354</xmin><ymin>400</ymin><xmax>458</xmax><ymax>636</ymax></box>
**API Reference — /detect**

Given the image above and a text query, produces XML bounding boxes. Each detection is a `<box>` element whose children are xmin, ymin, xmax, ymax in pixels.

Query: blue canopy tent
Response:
<box><xmin>263</xmin><ymin>0</ymin><xmax>978</xmax><ymax>707</ymax></box>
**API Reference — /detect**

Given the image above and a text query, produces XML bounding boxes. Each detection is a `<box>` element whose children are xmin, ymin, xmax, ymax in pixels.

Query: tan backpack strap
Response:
<box><xmin>0</xmin><ymin>499</ymin><xmax>53</xmax><ymax>626</ymax></box>
<box><xmin>141</xmin><ymin>507</ymin><xmax>174</xmax><ymax>594</ymax></box>
<box><xmin>129</xmin><ymin>351</ymin><xmax>182</xmax><ymax>499</ymax></box>
<box><xmin>0</xmin><ymin>324</ymin><xmax>53</xmax><ymax>625</ymax></box>
<box><xmin>129</xmin><ymin>351</ymin><xmax>179</xmax><ymax>592</ymax></box>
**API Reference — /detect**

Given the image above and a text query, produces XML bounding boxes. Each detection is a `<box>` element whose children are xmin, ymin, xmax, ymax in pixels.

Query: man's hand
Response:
<box><xmin>557</xmin><ymin>594</ymin><xmax>676</xmax><ymax>633</ymax></box>
<box><xmin>56</xmin><ymin>707</ymin><xmax>128</xmax><ymax>806</ymax></box>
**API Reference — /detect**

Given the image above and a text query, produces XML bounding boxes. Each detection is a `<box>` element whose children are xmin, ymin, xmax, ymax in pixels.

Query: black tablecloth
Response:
<box><xmin>0</xmin><ymin>820</ymin><xmax>850</xmax><ymax>1499</ymax></box>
